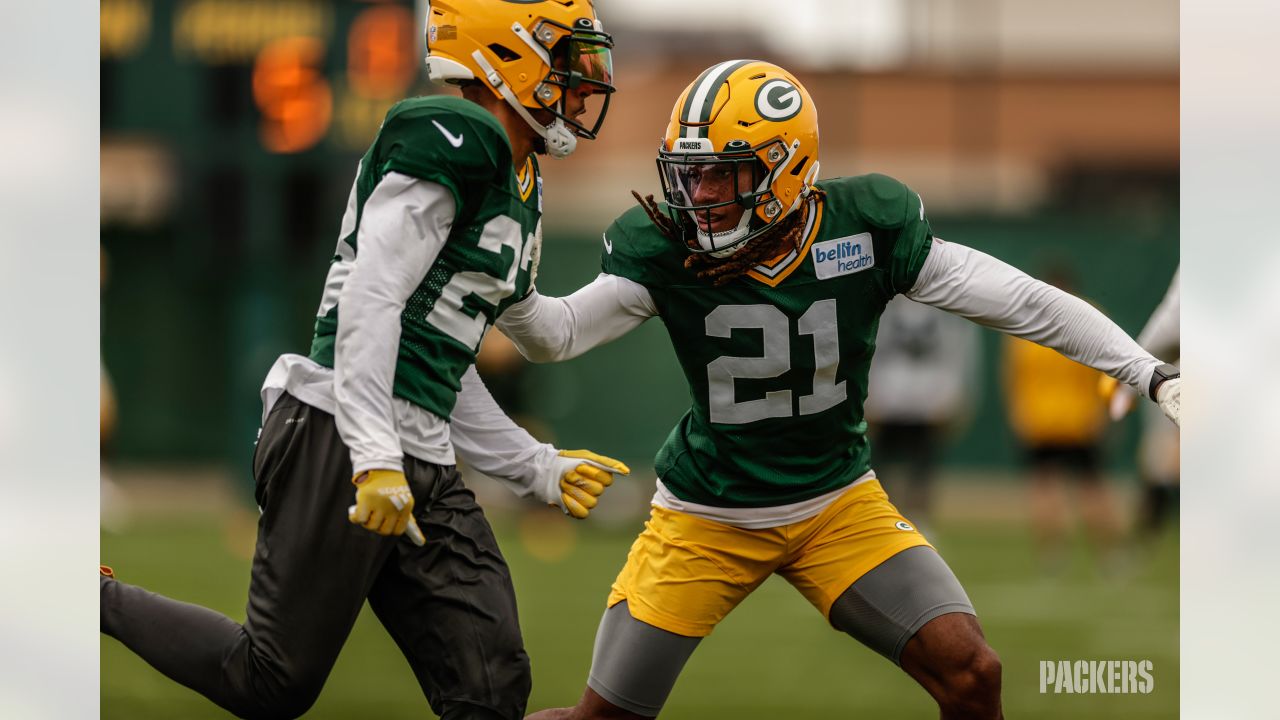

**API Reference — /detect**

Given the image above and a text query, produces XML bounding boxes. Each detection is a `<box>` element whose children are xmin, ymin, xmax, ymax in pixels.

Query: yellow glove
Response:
<box><xmin>547</xmin><ymin>449</ymin><xmax>630</xmax><ymax>519</ymax></box>
<box><xmin>347</xmin><ymin>469</ymin><xmax>425</xmax><ymax>546</ymax></box>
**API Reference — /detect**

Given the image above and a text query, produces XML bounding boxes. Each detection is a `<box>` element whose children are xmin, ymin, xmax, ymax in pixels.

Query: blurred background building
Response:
<box><xmin>100</xmin><ymin>0</ymin><xmax>1178</xmax><ymax>480</ymax></box>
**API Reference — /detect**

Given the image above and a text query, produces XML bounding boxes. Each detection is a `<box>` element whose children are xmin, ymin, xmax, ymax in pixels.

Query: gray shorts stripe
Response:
<box><xmin>828</xmin><ymin>545</ymin><xmax>976</xmax><ymax>664</ymax></box>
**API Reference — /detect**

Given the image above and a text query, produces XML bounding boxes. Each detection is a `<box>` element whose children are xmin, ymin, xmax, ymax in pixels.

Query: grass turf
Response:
<box><xmin>102</xmin><ymin>510</ymin><xmax>1177</xmax><ymax>719</ymax></box>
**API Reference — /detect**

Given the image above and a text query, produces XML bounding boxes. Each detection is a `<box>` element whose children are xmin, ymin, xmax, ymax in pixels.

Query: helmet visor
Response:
<box><xmin>540</xmin><ymin>26</ymin><xmax>615</xmax><ymax>139</ymax></box>
<box><xmin>569</xmin><ymin>38</ymin><xmax>613</xmax><ymax>87</ymax></box>
<box><xmin>565</xmin><ymin>37</ymin><xmax>613</xmax><ymax>138</ymax></box>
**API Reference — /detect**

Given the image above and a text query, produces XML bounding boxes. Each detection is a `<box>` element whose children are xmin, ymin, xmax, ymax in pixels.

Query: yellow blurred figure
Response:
<box><xmin>1002</xmin><ymin>324</ymin><xmax>1119</xmax><ymax>575</ymax></box>
<box><xmin>1004</xmin><ymin>338</ymin><xmax>1107</xmax><ymax>446</ymax></box>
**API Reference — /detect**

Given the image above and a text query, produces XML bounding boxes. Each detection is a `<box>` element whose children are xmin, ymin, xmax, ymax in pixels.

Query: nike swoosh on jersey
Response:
<box><xmin>431</xmin><ymin>119</ymin><xmax>464</xmax><ymax>148</ymax></box>
<box><xmin>602</xmin><ymin>232</ymin><xmax>613</xmax><ymax>254</ymax></box>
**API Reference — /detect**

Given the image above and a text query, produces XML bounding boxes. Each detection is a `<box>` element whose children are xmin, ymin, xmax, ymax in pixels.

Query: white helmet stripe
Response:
<box><xmin>681</xmin><ymin>59</ymin><xmax>752</xmax><ymax>139</ymax></box>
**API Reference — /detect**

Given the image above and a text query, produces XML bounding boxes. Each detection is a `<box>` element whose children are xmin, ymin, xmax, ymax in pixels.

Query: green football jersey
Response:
<box><xmin>602</xmin><ymin>174</ymin><xmax>933</xmax><ymax>508</ymax></box>
<box><xmin>310</xmin><ymin>95</ymin><xmax>543</xmax><ymax>418</ymax></box>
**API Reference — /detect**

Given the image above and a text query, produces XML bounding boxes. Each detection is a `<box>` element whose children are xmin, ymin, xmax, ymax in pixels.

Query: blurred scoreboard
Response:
<box><xmin>100</xmin><ymin>0</ymin><xmax>428</xmax><ymax>465</ymax></box>
<box><xmin>101</xmin><ymin>0</ymin><xmax>422</xmax><ymax>155</ymax></box>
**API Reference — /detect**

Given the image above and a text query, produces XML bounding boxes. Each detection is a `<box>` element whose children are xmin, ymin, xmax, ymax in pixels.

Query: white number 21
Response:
<box><xmin>705</xmin><ymin>299</ymin><xmax>846</xmax><ymax>424</ymax></box>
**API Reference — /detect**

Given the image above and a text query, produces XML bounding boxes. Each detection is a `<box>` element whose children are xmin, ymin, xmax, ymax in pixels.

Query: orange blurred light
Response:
<box><xmin>347</xmin><ymin>5</ymin><xmax>416</xmax><ymax>99</ymax></box>
<box><xmin>252</xmin><ymin>36</ymin><xmax>333</xmax><ymax>154</ymax></box>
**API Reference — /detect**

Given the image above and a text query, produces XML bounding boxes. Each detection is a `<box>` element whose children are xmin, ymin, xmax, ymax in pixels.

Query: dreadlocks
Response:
<box><xmin>631</xmin><ymin>189</ymin><xmax>824</xmax><ymax>287</ymax></box>
<box><xmin>632</xmin><ymin>190</ymin><xmax>682</xmax><ymax>242</ymax></box>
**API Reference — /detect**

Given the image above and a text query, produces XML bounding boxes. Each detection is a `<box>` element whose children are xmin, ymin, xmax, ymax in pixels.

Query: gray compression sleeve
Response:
<box><xmin>586</xmin><ymin>601</ymin><xmax>702</xmax><ymax>717</ymax></box>
<box><xmin>829</xmin><ymin>546</ymin><xmax>975</xmax><ymax>665</ymax></box>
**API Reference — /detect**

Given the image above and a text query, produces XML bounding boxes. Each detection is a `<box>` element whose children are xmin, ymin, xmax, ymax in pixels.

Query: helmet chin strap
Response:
<box><xmin>694</xmin><ymin>211</ymin><xmax>753</xmax><ymax>257</ymax></box>
<box><xmin>471</xmin><ymin>50</ymin><xmax>578</xmax><ymax>159</ymax></box>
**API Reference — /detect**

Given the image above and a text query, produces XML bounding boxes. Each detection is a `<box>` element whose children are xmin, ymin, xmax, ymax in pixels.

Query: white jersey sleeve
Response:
<box><xmin>906</xmin><ymin>238</ymin><xmax>1164</xmax><ymax>398</ymax></box>
<box><xmin>450</xmin><ymin>365</ymin><xmax>561</xmax><ymax>497</ymax></box>
<box><xmin>1137</xmin><ymin>267</ymin><xmax>1180</xmax><ymax>359</ymax></box>
<box><xmin>334</xmin><ymin>173</ymin><xmax>453</xmax><ymax>474</ymax></box>
<box><xmin>496</xmin><ymin>273</ymin><xmax>657</xmax><ymax>362</ymax></box>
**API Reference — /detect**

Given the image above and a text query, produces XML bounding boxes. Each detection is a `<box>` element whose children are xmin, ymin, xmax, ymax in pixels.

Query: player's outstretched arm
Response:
<box><xmin>451</xmin><ymin>366</ymin><xmax>630</xmax><ymax>517</ymax></box>
<box><xmin>497</xmin><ymin>273</ymin><xmax>656</xmax><ymax>362</ymax></box>
<box><xmin>906</xmin><ymin>238</ymin><xmax>1180</xmax><ymax>426</ymax></box>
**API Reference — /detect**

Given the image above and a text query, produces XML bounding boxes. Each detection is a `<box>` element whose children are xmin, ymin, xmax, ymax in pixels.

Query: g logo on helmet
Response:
<box><xmin>754</xmin><ymin>79</ymin><xmax>803</xmax><ymax>121</ymax></box>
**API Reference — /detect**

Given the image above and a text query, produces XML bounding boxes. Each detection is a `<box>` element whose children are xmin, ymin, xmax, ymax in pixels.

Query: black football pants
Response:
<box><xmin>101</xmin><ymin>393</ymin><xmax>531</xmax><ymax>719</ymax></box>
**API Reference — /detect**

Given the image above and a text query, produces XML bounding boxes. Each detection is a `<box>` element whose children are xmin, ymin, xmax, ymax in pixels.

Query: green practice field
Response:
<box><xmin>101</xmin><ymin>486</ymin><xmax>1178</xmax><ymax>719</ymax></box>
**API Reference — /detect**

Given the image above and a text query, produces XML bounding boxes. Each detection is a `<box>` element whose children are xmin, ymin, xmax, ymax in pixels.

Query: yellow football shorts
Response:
<box><xmin>606</xmin><ymin>479</ymin><xmax>931</xmax><ymax>638</ymax></box>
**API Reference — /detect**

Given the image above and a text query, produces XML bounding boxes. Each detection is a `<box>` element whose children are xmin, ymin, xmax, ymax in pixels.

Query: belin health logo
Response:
<box><xmin>811</xmin><ymin>233</ymin><xmax>875</xmax><ymax>280</ymax></box>
<box><xmin>1039</xmin><ymin>659</ymin><xmax>1154</xmax><ymax>694</ymax></box>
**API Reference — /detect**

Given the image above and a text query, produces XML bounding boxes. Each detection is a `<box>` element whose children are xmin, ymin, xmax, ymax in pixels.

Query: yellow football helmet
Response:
<box><xmin>657</xmin><ymin>60</ymin><xmax>820</xmax><ymax>255</ymax></box>
<box><xmin>423</xmin><ymin>0</ymin><xmax>615</xmax><ymax>158</ymax></box>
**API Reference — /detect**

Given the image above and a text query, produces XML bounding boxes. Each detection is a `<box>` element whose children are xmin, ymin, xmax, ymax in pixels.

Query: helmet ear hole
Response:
<box><xmin>487</xmin><ymin>44</ymin><xmax>521</xmax><ymax>62</ymax></box>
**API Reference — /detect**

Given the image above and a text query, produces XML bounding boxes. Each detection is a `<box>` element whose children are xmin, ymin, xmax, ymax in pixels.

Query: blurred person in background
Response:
<box><xmin>1002</xmin><ymin>266</ymin><xmax>1119</xmax><ymax>575</ymax></box>
<box><xmin>99</xmin><ymin>2</ymin><xmax>630</xmax><ymax>719</ymax></box>
<box><xmin>1102</xmin><ymin>267</ymin><xmax>1180</xmax><ymax>541</ymax></box>
<box><xmin>494</xmin><ymin>60</ymin><xmax>1181</xmax><ymax>719</ymax></box>
<box><xmin>865</xmin><ymin>295</ymin><xmax>979</xmax><ymax>533</ymax></box>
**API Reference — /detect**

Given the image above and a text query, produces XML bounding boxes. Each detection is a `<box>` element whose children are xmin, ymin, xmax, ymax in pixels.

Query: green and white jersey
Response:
<box><xmin>310</xmin><ymin>95</ymin><xmax>542</xmax><ymax>418</ymax></box>
<box><xmin>261</xmin><ymin>95</ymin><xmax>544</xmax><ymax>473</ymax></box>
<box><xmin>602</xmin><ymin>174</ymin><xmax>933</xmax><ymax>509</ymax></box>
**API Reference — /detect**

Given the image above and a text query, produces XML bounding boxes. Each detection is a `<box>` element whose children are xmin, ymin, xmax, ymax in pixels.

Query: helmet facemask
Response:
<box><xmin>657</xmin><ymin>137</ymin><xmax>801</xmax><ymax>257</ymax></box>
<box><xmin>534</xmin><ymin>20</ymin><xmax>614</xmax><ymax>140</ymax></box>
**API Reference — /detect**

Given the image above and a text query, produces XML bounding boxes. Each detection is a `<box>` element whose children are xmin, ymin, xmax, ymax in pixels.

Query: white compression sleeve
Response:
<box><xmin>334</xmin><ymin>174</ymin><xmax>454</xmax><ymax>474</ymax></box>
<box><xmin>1137</xmin><ymin>267</ymin><xmax>1180</xmax><ymax>359</ymax></box>
<box><xmin>906</xmin><ymin>238</ymin><xmax>1164</xmax><ymax>398</ymax></box>
<box><xmin>496</xmin><ymin>273</ymin><xmax>658</xmax><ymax>362</ymax></box>
<box><xmin>450</xmin><ymin>365</ymin><xmax>558</xmax><ymax>498</ymax></box>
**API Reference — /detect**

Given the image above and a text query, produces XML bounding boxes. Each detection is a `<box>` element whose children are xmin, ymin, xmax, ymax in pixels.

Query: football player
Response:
<box><xmin>494</xmin><ymin>60</ymin><xmax>1182</xmax><ymax>719</ymax></box>
<box><xmin>100</xmin><ymin>3</ymin><xmax>626</xmax><ymax>719</ymax></box>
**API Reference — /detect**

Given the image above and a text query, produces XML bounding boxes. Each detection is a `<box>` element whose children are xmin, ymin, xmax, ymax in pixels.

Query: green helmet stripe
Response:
<box><xmin>679</xmin><ymin>64</ymin><xmax>722</xmax><ymax>132</ymax></box>
<box><xmin>682</xmin><ymin>59</ymin><xmax>754</xmax><ymax>139</ymax></box>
